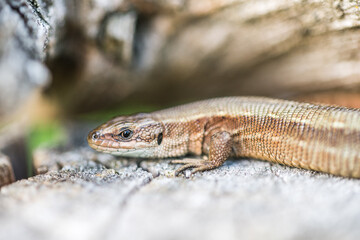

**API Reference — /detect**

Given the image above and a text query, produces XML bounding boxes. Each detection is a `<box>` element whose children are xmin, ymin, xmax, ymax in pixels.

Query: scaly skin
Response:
<box><xmin>87</xmin><ymin>97</ymin><xmax>360</xmax><ymax>178</ymax></box>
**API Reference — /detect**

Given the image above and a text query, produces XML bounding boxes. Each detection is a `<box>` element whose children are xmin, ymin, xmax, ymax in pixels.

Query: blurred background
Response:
<box><xmin>0</xmin><ymin>0</ymin><xmax>360</xmax><ymax>181</ymax></box>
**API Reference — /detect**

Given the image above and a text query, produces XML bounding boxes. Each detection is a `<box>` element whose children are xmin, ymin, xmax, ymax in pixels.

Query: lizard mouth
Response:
<box><xmin>87</xmin><ymin>135</ymin><xmax>127</xmax><ymax>153</ymax></box>
<box><xmin>87</xmin><ymin>136</ymin><xmax>155</xmax><ymax>158</ymax></box>
<box><xmin>87</xmin><ymin>130</ymin><xmax>121</xmax><ymax>150</ymax></box>
<box><xmin>87</xmin><ymin>129</ymin><xmax>154</xmax><ymax>155</ymax></box>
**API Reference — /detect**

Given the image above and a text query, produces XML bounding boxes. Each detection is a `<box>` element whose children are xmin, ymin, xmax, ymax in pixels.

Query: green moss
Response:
<box><xmin>26</xmin><ymin>122</ymin><xmax>67</xmax><ymax>177</ymax></box>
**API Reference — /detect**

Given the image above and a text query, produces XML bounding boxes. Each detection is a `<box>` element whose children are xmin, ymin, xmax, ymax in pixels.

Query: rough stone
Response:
<box><xmin>0</xmin><ymin>148</ymin><xmax>359</xmax><ymax>240</ymax></box>
<box><xmin>0</xmin><ymin>154</ymin><xmax>15</xmax><ymax>187</ymax></box>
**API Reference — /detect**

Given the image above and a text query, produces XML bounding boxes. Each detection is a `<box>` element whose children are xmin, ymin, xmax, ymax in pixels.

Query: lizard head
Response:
<box><xmin>87</xmin><ymin>113</ymin><xmax>164</xmax><ymax>157</ymax></box>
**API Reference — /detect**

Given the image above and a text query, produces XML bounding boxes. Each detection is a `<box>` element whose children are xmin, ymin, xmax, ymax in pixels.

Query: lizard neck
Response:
<box><xmin>153</xmin><ymin>118</ymin><xmax>207</xmax><ymax>158</ymax></box>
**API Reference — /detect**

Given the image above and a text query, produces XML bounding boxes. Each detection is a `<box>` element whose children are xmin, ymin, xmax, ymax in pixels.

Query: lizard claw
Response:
<box><xmin>171</xmin><ymin>158</ymin><xmax>216</xmax><ymax>176</ymax></box>
<box><xmin>174</xmin><ymin>164</ymin><xmax>198</xmax><ymax>176</ymax></box>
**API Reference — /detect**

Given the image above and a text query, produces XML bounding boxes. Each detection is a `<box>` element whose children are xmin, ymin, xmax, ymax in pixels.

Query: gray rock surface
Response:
<box><xmin>0</xmin><ymin>148</ymin><xmax>359</xmax><ymax>240</ymax></box>
<box><xmin>0</xmin><ymin>154</ymin><xmax>15</xmax><ymax>187</ymax></box>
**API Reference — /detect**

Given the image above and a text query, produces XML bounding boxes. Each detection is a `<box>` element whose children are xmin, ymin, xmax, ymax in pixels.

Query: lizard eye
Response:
<box><xmin>118</xmin><ymin>129</ymin><xmax>133</xmax><ymax>139</ymax></box>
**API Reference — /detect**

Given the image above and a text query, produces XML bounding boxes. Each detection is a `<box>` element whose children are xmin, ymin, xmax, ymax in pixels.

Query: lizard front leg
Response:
<box><xmin>172</xmin><ymin>131</ymin><xmax>232</xmax><ymax>176</ymax></box>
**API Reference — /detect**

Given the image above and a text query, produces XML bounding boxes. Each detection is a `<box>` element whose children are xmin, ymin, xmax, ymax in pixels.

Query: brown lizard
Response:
<box><xmin>87</xmin><ymin>97</ymin><xmax>360</xmax><ymax>178</ymax></box>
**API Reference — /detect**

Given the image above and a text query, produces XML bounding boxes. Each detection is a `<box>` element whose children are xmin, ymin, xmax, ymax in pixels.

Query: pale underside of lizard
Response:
<box><xmin>87</xmin><ymin>97</ymin><xmax>360</xmax><ymax>178</ymax></box>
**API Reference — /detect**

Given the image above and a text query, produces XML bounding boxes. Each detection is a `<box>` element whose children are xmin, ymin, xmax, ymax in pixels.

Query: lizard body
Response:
<box><xmin>88</xmin><ymin>97</ymin><xmax>360</xmax><ymax>178</ymax></box>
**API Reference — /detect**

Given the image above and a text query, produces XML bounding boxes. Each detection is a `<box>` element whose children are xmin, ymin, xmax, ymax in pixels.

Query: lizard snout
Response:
<box><xmin>87</xmin><ymin>130</ymin><xmax>103</xmax><ymax>145</ymax></box>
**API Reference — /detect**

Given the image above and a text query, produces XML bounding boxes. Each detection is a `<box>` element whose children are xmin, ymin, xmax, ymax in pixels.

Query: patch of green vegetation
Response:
<box><xmin>26</xmin><ymin>122</ymin><xmax>67</xmax><ymax>177</ymax></box>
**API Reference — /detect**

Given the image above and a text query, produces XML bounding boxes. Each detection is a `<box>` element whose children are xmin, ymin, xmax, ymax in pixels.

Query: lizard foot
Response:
<box><xmin>171</xmin><ymin>158</ymin><xmax>216</xmax><ymax>176</ymax></box>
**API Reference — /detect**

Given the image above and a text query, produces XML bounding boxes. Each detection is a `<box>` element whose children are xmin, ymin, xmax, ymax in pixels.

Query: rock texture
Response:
<box><xmin>0</xmin><ymin>148</ymin><xmax>359</xmax><ymax>240</ymax></box>
<box><xmin>0</xmin><ymin>0</ymin><xmax>50</xmax><ymax>118</ymax></box>
<box><xmin>0</xmin><ymin>154</ymin><xmax>15</xmax><ymax>187</ymax></box>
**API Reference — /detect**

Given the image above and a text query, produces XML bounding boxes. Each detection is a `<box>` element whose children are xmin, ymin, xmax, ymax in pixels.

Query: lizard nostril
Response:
<box><xmin>92</xmin><ymin>131</ymin><xmax>100</xmax><ymax>141</ymax></box>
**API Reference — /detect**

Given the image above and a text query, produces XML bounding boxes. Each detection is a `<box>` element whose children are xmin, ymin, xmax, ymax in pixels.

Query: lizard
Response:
<box><xmin>87</xmin><ymin>97</ymin><xmax>360</xmax><ymax>178</ymax></box>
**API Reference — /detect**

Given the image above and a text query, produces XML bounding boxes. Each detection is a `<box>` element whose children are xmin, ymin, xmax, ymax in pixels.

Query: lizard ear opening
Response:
<box><xmin>157</xmin><ymin>133</ymin><xmax>163</xmax><ymax>145</ymax></box>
